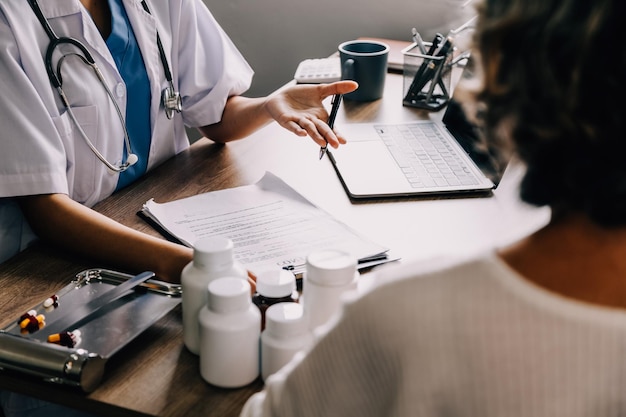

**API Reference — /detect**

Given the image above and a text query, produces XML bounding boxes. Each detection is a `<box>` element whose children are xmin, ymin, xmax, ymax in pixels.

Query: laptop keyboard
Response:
<box><xmin>376</xmin><ymin>123</ymin><xmax>480</xmax><ymax>189</ymax></box>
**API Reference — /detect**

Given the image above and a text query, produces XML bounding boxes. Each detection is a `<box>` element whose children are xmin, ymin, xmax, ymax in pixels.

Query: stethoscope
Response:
<box><xmin>27</xmin><ymin>0</ymin><xmax>182</xmax><ymax>172</ymax></box>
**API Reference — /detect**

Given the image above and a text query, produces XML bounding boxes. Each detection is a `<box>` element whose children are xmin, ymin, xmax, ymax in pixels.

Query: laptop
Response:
<box><xmin>327</xmin><ymin>62</ymin><xmax>508</xmax><ymax>200</ymax></box>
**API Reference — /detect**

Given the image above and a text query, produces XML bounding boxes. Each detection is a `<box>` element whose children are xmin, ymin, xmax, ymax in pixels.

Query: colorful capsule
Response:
<box><xmin>47</xmin><ymin>330</ymin><xmax>82</xmax><ymax>348</ymax></box>
<box><xmin>43</xmin><ymin>294</ymin><xmax>59</xmax><ymax>309</ymax></box>
<box><xmin>19</xmin><ymin>313</ymin><xmax>45</xmax><ymax>333</ymax></box>
<box><xmin>17</xmin><ymin>310</ymin><xmax>37</xmax><ymax>325</ymax></box>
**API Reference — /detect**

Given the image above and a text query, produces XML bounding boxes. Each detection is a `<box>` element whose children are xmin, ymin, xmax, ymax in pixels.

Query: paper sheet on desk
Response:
<box><xmin>141</xmin><ymin>172</ymin><xmax>391</xmax><ymax>276</ymax></box>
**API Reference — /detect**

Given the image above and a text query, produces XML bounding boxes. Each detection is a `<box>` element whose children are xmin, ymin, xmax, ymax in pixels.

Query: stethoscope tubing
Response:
<box><xmin>27</xmin><ymin>0</ymin><xmax>180</xmax><ymax>172</ymax></box>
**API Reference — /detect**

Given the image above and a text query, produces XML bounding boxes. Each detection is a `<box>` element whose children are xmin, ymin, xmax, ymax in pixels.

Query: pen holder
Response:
<box><xmin>401</xmin><ymin>40</ymin><xmax>453</xmax><ymax>111</ymax></box>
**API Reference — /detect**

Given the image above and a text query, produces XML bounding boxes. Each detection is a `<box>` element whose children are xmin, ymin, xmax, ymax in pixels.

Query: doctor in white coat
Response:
<box><xmin>0</xmin><ymin>0</ymin><xmax>356</xmax><ymax>283</ymax></box>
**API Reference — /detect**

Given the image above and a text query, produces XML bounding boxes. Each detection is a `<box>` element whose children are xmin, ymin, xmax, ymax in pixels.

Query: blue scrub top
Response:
<box><xmin>106</xmin><ymin>0</ymin><xmax>152</xmax><ymax>191</ymax></box>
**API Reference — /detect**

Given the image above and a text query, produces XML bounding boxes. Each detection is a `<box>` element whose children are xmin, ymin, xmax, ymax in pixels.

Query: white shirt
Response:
<box><xmin>242</xmin><ymin>252</ymin><xmax>626</xmax><ymax>417</ymax></box>
<box><xmin>0</xmin><ymin>0</ymin><xmax>253</xmax><ymax>263</ymax></box>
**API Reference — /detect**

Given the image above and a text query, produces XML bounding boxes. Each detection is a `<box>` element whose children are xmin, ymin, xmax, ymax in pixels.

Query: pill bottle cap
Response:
<box><xmin>256</xmin><ymin>269</ymin><xmax>296</xmax><ymax>298</ymax></box>
<box><xmin>265</xmin><ymin>302</ymin><xmax>306</xmax><ymax>338</ymax></box>
<box><xmin>193</xmin><ymin>237</ymin><xmax>235</xmax><ymax>271</ymax></box>
<box><xmin>305</xmin><ymin>250</ymin><xmax>357</xmax><ymax>286</ymax></box>
<box><xmin>208</xmin><ymin>277</ymin><xmax>251</xmax><ymax>313</ymax></box>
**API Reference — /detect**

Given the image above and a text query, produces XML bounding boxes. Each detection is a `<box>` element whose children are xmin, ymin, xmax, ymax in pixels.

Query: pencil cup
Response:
<box><xmin>339</xmin><ymin>40</ymin><xmax>389</xmax><ymax>102</ymax></box>
<box><xmin>401</xmin><ymin>40</ymin><xmax>452</xmax><ymax>111</ymax></box>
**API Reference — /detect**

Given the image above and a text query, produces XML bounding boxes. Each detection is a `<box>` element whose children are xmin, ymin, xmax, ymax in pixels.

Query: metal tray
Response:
<box><xmin>2</xmin><ymin>268</ymin><xmax>181</xmax><ymax>359</ymax></box>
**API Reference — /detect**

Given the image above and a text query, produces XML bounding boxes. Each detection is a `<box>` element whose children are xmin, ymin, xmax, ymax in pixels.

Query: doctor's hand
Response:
<box><xmin>265</xmin><ymin>80</ymin><xmax>358</xmax><ymax>150</ymax></box>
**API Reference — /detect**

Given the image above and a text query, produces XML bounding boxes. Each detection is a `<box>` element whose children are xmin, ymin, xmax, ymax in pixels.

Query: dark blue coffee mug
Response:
<box><xmin>339</xmin><ymin>40</ymin><xmax>389</xmax><ymax>102</ymax></box>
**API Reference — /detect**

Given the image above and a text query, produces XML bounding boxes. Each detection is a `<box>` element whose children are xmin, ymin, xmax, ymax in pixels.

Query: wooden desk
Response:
<box><xmin>0</xmin><ymin>72</ymin><xmax>549</xmax><ymax>416</ymax></box>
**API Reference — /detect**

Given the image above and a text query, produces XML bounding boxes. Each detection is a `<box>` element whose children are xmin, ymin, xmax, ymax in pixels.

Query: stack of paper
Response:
<box><xmin>140</xmin><ymin>172</ymin><xmax>391</xmax><ymax>277</ymax></box>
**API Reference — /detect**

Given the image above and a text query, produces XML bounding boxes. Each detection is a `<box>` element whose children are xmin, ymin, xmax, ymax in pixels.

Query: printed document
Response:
<box><xmin>141</xmin><ymin>172</ymin><xmax>390</xmax><ymax>275</ymax></box>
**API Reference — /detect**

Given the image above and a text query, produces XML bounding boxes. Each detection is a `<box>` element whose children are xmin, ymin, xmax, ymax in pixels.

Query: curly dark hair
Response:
<box><xmin>473</xmin><ymin>0</ymin><xmax>626</xmax><ymax>226</ymax></box>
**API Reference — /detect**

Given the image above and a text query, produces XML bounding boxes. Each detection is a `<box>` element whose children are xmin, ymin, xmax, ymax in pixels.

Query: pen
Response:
<box><xmin>319</xmin><ymin>93</ymin><xmax>342</xmax><ymax>160</ymax></box>
<box><xmin>404</xmin><ymin>36</ymin><xmax>453</xmax><ymax>101</ymax></box>
<box><xmin>404</xmin><ymin>33</ymin><xmax>444</xmax><ymax>102</ymax></box>
<box><xmin>411</xmin><ymin>28</ymin><xmax>427</xmax><ymax>54</ymax></box>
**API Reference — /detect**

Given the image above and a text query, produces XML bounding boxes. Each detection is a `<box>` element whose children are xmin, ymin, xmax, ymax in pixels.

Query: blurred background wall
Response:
<box><xmin>202</xmin><ymin>0</ymin><xmax>473</xmax><ymax>97</ymax></box>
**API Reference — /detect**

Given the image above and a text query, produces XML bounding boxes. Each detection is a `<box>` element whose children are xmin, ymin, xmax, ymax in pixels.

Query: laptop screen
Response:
<box><xmin>442</xmin><ymin>99</ymin><xmax>507</xmax><ymax>186</ymax></box>
<box><xmin>442</xmin><ymin>61</ymin><xmax>508</xmax><ymax>187</ymax></box>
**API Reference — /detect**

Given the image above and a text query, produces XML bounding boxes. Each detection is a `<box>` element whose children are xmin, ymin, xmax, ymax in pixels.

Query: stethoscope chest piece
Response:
<box><xmin>162</xmin><ymin>84</ymin><xmax>182</xmax><ymax>120</ymax></box>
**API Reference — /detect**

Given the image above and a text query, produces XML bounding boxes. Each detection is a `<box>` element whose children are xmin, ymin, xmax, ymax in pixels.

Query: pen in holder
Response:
<box><xmin>402</xmin><ymin>32</ymin><xmax>454</xmax><ymax>111</ymax></box>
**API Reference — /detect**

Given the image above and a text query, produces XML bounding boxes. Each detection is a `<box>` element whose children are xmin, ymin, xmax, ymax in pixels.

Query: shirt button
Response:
<box><xmin>115</xmin><ymin>83</ymin><xmax>125</xmax><ymax>98</ymax></box>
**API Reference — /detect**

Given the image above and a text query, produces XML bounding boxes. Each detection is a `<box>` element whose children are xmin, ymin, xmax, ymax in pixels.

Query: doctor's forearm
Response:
<box><xmin>17</xmin><ymin>194</ymin><xmax>192</xmax><ymax>283</ymax></box>
<box><xmin>197</xmin><ymin>95</ymin><xmax>272</xmax><ymax>143</ymax></box>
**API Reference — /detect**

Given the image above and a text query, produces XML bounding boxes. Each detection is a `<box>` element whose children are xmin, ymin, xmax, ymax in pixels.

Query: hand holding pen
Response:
<box><xmin>319</xmin><ymin>93</ymin><xmax>342</xmax><ymax>160</ymax></box>
<box><xmin>261</xmin><ymin>80</ymin><xmax>355</xmax><ymax>155</ymax></box>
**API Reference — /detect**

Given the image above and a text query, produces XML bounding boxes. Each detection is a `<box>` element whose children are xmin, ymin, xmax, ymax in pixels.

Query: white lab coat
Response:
<box><xmin>0</xmin><ymin>0</ymin><xmax>253</xmax><ymax>263</ymax></box>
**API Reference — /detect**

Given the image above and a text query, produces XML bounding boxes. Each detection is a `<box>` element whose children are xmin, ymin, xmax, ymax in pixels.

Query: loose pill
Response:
<box><xmin>43</xmin><ymin>295</ymin><xmax>59</xmax><ymax>308</ymax></box>
<box><xmin>19</xmin><ymin>316</ymin><xmax>36</xmax><ymax>329</ymax></box>
<box><xmin>47</xmin><ymin>333</ymin><xmax>62</xmax><ymax>343</ymax></box>
<box><xmin>17</xmin><ymin>310</ymin><xmax>37</xmax><ymax>325</ymax></box>
<box><xmin>19</xmin><ymin>313</ymin><xmax>45</xmax><ymax>332</ymax></box>
<box><xmin>47</xmin><ymin>330</ymin><xmax>81</xmax><ymax>348</ymax></box>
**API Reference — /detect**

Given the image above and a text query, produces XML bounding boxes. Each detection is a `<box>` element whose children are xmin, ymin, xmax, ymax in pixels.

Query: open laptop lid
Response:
<box><xmin>328</xmin><ymin>57</ymin><xmax>509</xmax><ymax>200</ymax></box>
<box><xmin>441</xmin><ymin>61</ymin><xmax>508</xmax><ymax>187</ymax></box>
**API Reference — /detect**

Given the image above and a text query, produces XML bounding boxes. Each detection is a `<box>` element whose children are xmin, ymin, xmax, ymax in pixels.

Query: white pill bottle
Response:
<box><xmin>198</xmin><ymin>277</ymin><xmax>261</xmax><ymax>387</ymax></box>
<box><xmin>181</xmin><ymin>236</ymin><xmax>247</xmax><ymax>354</ymax></box>
<box><xmin>261</xmin><ymin>302</ymin><xmax>313</xmax><ymax>381</ymax></box>
<box><xmin>302</xmin><ymin>249</ymin><xmax>359</xmax><ymax>331</ymax></box>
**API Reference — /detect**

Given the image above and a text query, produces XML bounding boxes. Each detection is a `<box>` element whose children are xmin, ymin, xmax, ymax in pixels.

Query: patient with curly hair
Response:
<box><xmin>240</xmin><ymin>0</ymin><xmax>626</xmax><ymax>416</ymax></box>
